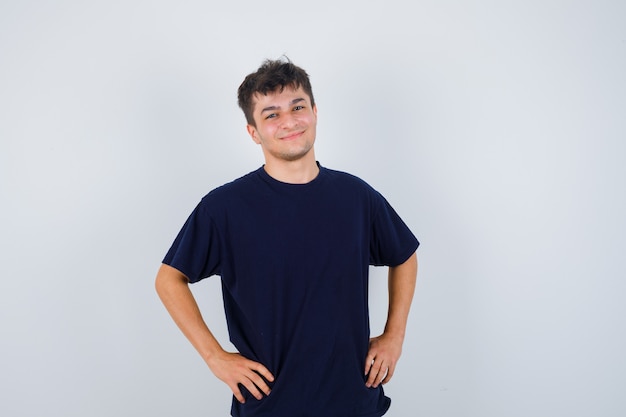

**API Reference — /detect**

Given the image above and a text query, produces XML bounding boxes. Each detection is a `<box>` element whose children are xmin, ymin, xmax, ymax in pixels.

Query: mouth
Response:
<box><xmin>279</xmin><ymin>130</ymin><xmax>304</xmax><ymax>141</ymax></box>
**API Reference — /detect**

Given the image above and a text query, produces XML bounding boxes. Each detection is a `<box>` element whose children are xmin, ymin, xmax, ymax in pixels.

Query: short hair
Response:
<box><xmin>237</xmin><ymin>58</ymin><xmax>315</xmax><ymax>126</ymax></box>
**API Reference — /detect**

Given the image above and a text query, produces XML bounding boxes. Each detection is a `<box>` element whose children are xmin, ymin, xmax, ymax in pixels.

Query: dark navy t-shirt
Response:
<box><xmin>163</xmin><ymin>164</ymin><xmax>419</xmax><ymax>417</ymax></box>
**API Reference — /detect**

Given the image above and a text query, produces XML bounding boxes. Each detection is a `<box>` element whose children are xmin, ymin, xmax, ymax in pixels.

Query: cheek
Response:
<box><xmin>265</xmin><ymin>124</ymin><xmax>280</xmax><ymax>136</ymax></box>
<box><xmin>304</xmin><ymin>113</ymin><xmax>316</xmax><ymax>126</ymax></box>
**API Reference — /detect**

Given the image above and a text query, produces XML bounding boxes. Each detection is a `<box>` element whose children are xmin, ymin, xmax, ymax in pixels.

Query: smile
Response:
<box><xmin>280</xmin><ymin>131</ymin><xmax>304</xmax><ymax>141</ymax></box>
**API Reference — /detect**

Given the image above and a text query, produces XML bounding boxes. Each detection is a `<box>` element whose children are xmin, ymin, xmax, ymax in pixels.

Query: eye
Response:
<box><xmin>265</xmin><ymin>113</ymin><xmax>278</xmax><ymax>120</ymax></box>
<box><xmin>293</xmin><ymin>105</ymin><xmax>304</xmax><ymax>111</ymax></box>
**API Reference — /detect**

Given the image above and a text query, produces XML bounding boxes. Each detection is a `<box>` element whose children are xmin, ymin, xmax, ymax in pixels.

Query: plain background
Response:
<box><xmin>1</xmin><ymin>1</ymin><xmax>625</xmax><ymax>416</ymax></box>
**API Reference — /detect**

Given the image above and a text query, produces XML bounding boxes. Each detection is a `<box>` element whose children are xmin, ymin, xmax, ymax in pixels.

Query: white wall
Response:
<box><xmin>1</xmin><ymin>1</ymin><xmax>624</xmax><ymax>416</ymax></box>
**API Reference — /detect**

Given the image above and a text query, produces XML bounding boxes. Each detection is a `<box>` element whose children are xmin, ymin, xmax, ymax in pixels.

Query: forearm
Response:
<box><xmin>155</xmin><ymin>264</ymin><xmax>274</xmax><ymax>402</ymax></box>
<box><xmin>383</xmin><ymin>252</ymin><xmax>418</xmax><ymax>340</ymax></box>
<box><xmin>364</xmin><ymin>252</ymin><xmax>418</xmax><ymax>387</ymax></box>
<box><xmin>155</xmin><ymin>263</ymin><xmax>224</xmax><ymax>363</ymax></box>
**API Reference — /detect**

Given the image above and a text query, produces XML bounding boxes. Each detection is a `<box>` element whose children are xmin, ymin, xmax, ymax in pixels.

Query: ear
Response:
<box><xmin>246</xmin><ymin>124</ymin><xmax>261</xmax><ymax>144</ymax></box>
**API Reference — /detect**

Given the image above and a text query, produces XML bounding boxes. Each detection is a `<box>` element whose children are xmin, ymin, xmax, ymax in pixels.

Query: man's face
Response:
<box><xmin>246</xmin><ymin>86</ymin><xmax>317</xmax><ymax>164</ymax></box>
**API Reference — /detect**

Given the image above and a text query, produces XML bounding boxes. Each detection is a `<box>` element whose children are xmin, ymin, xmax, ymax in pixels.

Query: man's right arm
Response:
<box><xmin>154</xmin><ymin>263</ymin><xmax>274</xmax><ymax>403</ymax></box>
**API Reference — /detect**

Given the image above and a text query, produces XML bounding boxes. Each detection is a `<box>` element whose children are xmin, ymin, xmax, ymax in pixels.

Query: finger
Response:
<box><xmin>251</xmin><ymin>362</ymin><xmax>275</xmax><ymax>383</ymax></box>
<box><xmin>364</xmin><ymin>354</ymin><xmax>375</xmax><ymax>375</ymax></box>
<box><xmin>373</xmin><ymin>363</ymin><xmax>388</xmax><ymax>387</ymax></box>
<box><xmin>241</xmin><ymin>377</ymin><xmax>265</xmax><ymax>401</ymax></box>
<box><xmin>229</xmin><ymin>383</ymin><xmax>246</xmax><ymax>404</ymax></box>
<box><xmin>381</xmin><ymin>362</ymin><xmax>396</xmax><ymax>385</ymax></box>
<box><xmin>365</xmin><ymin>359</ymin><xmax>383</xmax><ymax>387</ymax></box>
<box><xmin>247</xmin><ymin>370</ymin><xmax>272</xmax><ymax>396</ymax></box>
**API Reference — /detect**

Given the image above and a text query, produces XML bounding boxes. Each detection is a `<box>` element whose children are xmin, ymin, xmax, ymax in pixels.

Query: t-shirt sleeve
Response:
<box><xmin>162</xmin><ymin>201</ymin><xmax>221</xmax><ymax>283</ymax></box>
<box><xmin>369</xmin><ymin>194</ymin><xmax>419</xmax><ymax>267</ymax></box>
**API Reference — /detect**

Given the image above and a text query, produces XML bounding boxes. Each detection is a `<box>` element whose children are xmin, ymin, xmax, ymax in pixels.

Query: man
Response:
<box><xmin>155</xmin><ymin>58</ymin><xmax>419</xmax><ymax>417</ymax></box>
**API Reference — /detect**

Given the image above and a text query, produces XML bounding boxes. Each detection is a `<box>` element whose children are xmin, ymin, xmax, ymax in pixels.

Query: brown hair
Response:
<box><xmin>237</xmin><ymin>58</ymin><xmax>315</xmax><ymax>126</ymax></box>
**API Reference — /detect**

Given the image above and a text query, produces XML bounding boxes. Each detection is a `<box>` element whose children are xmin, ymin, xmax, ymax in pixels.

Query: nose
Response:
<box><xmin>280</xmin><ymin>112</ymin><xmax>298</xmax><ymax>129</ymax></box>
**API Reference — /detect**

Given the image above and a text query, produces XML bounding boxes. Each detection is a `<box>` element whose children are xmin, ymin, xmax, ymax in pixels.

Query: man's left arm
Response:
<box><xmin>365</xmin><ymin>251</ymin><xmax>418</xmax><ymax>388</ymax></box>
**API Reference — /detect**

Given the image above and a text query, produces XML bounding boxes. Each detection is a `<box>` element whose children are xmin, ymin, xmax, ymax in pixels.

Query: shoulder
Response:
<box><xmin>322</xmin><ymin>166</ymin><xmax>374</xmax><ymax>189</ymax></box>
<box><xmin>192</xmin><ymin>168</ymin><xmax>262</xmax><ymax>215</ymax></box>
<box><xmin>201</xmin><ymin>168</ymin><xmax>260</xmax><ymax>200</ymax></box>
<box><xmin>321</xmin><ymin>166</ymin><xmax>382</xmax><ymax>198</ymax></box>
<box><xmin>318</xmin><ymin>166</ymin><xmax>390</xmax><ymax>217</ymax></box>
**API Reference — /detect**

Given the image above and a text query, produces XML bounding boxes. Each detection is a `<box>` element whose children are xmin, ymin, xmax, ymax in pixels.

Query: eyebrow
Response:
<box><xmin>260</xmin><ymin>97</ymin><xmax>306</xmax><ymax>114</ymax></box>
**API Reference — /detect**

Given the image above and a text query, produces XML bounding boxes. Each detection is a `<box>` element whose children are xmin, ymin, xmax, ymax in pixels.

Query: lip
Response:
<box><xmin>279</xmin><ymin>131</ymin><xmax>304</xmax><ymax>141</ymax></box>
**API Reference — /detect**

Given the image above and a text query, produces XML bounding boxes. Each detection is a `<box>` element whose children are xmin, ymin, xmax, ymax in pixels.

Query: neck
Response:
<box><xmin>263</xmin><ymin>154</ymin><xmax>319</xmax><ymax>184</ymax></box>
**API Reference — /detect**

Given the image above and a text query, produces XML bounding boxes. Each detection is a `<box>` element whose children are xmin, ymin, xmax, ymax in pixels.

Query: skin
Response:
<box><xmin>155</xmin><ymin>264</ymin><xmax>274</xmax><ymax>404</ymax></box>
<box><xmin>155</xmin><ymin>85</ymin><xmax>418</xmax><ymax>403</ymax></box>
<box><xmin>246</xmin><ymin>86</ymin><xmax>319</xmax><ymax>184</ymax></box>
<box><xmin>364</xmin><ymin>252</ymin><xmax>418</xmax><ymax>388</ymax></box>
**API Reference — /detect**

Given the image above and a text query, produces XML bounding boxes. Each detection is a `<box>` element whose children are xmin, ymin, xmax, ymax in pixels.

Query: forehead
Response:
<box><xmin>252</xmin><ymin>86</ymin><xmax>311</xmax><ymax>112</ymax></box>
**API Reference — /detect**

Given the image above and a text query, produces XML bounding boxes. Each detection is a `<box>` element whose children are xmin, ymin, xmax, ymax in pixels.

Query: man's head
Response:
<box><xmin>238</xmin><ymin>58</ymin><xmax>315</xmax><ymax>127</ymax></box>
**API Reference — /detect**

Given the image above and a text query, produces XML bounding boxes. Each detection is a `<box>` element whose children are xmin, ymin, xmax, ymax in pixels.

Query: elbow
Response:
<box><xmin>155</xmin><ymin>263</ymin><xmax>188</xmax><ymax>297</ymax></box>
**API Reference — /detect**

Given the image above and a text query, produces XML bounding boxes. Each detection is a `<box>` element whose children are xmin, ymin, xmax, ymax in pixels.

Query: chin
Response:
<box><xmin>275</xmin><ymin>145</ymin><xmax>314</xmax><ymax>162</ymax></box>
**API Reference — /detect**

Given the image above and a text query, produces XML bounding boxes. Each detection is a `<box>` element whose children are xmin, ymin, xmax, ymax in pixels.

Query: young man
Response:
<box><xmin>155</xmin><ymin>59</ymin><xmax>419</xmax><ymax>417</ymax></box>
